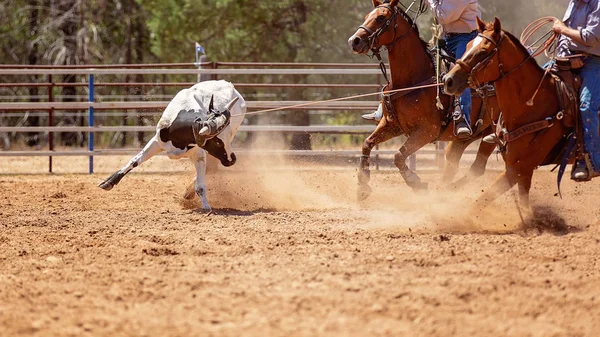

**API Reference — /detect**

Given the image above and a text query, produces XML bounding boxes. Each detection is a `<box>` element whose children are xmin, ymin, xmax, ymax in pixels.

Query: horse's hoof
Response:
<box><xmin>412</xmin><ymin>181</ymin><xmax>428</xmax><ymax>192</ymax></box>
<box><xmin>357</xmin><ymin>184</ymin><xmax>373</xmax><ymax>201</ymax></box>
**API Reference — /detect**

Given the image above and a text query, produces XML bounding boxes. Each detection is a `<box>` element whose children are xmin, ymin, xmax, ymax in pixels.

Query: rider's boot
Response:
<box><xmin>362</xmin><ymin>103</ymin><xmax>383</xmax><ymax>122</ymax></box>
<box><xmin>572</xmin><ymin>159</ymin><xmax>590</xmax><ymax>181</ymax></box>
<box><xmin>453</xmin><ymin>102</ymin><xmax>472</xmax><ymax>139</ymax></box>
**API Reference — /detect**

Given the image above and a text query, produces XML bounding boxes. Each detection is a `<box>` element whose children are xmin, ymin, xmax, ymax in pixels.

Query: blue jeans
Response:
<box><xmin>445</xmin><ymin>31</ymin><xmax>478</xmax><ymax>122</ymax></box>
<box><xmin>579</xmin><ymin>57</ymin><xmax>600</xmax><ymax>172</ymax></box>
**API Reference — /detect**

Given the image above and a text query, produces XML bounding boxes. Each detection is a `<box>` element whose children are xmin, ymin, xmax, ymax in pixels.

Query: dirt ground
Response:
<box><xmin>0</xmin><ymin>156</ymin><xmax>599</xmax><ymax>337</ymax></box>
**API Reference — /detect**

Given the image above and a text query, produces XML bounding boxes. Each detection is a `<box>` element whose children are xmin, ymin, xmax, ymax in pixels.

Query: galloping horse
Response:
<box><xmin>348</xmin><ymin>0</ymin><xmax>500</xmax><ymax>200</ymax></box>
<box><xmin>444</xmin><ymin>18</ymin><xmax>572</xmax><ymax>211</ymax></box>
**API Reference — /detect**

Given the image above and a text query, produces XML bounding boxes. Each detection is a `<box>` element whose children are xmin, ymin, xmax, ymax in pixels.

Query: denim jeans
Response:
<box><xmin>579</xmin><ymin>57</ymin><xmax>600</xmax><ymax>171</ymax></box>
<box><xmin>445</xmin><ymin>31</ymin><xmax>478</xmax><ymax>121</ymax></box>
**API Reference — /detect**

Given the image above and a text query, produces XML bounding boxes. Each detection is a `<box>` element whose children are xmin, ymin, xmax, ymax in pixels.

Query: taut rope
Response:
<box><xmin>231</xmin><ymin>82</ymin><xmax>443</xmax><ymax>117</ymax></box>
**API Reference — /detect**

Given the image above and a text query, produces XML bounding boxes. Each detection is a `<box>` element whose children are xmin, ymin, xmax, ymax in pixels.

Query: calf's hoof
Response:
<box><xmin>98</xmin><ymin>172</ymin><xmax>124</xmax><ymax>191</ymax></box>
<box><xmin>357</xmin><ymin>183</ymin><xmax>373</xmax><ymax>201</ymax></box>
<box><xmin>98</xmin><ymin>182</ymin><xmax>113</xmax><ymax>191</ymax></box>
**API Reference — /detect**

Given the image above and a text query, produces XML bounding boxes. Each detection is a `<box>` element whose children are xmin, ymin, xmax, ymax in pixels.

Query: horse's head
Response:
<box><xmin>348</xmin><ymin>0</ymin><xmax>408</xmax><ymax>55</ymax></box>
<box><xmin>444</xmin><ymin>17</ymin><xmax>505</xmax><ymax>95</ymax></box>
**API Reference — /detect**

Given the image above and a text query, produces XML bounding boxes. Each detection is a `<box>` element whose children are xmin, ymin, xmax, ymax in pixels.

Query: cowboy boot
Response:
<box><xmin>572</xmin><ymin>159</ymin><xmax>590</xmax><ymax>181</ymax></box>
<box><xmin>453</xmin><ymin>103</ymin><xmax>472</xmax><ymax>139</ymax></box>
<box><xmin>362</xmin><ymin>103</ymin><xmax>383</xmax><ymax>122</ymax></box>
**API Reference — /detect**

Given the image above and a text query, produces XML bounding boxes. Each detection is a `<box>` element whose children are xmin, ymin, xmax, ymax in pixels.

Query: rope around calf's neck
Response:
<box><xmin>231</xmin><ymin>82</ymin><xmax>443</xmax><ymax>117</ymax></box>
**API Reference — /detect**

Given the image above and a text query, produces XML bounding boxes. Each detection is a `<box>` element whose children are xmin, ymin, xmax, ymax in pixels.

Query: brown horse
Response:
<box><xmin>348</xmin><ymin>0</ymin><xmax>500</xmax><ymax>200</ymax></box>
<box><xmin>444</xmin><ymin>18</ymin><xmax>570</xmax><ymax>211</ymax></box>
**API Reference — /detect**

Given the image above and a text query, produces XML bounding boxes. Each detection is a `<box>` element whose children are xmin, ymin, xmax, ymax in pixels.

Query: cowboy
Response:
<box><xmin>553</xmin><ymin>0</ymin><xmax>600</xmax><ymax>180</ymax></box>
<box><xmin>362</xmin><ymin>0</ymin><xmax>480</xmax><ymax>139</ymax></box>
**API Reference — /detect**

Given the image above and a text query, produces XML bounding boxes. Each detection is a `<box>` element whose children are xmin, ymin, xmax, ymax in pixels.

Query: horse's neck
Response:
<box><xmin>387</xmin><ymin>32</ymin><xmax>433</xmax><ymax>88</ymax></box>
<box><xmin>494</xmin><ymin>42</ymin><xmax>556</xmax><ymax>129</ymax></box>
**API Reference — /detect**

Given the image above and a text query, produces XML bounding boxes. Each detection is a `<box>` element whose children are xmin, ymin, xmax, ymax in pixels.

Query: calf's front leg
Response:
<box><xmin>188</xmin><ymin>147</ymin><xmax>211</xmax><ymax>212</ymax></box>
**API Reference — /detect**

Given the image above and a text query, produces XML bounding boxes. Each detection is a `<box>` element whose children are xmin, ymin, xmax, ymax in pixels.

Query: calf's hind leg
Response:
<box><xmin>99</xmin><ymin>135</ymin><xmax>163</xmax><ymax>190</ymax></box>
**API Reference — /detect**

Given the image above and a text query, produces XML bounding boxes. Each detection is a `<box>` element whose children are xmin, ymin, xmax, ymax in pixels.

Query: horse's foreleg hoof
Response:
<box><xmin>357</xmin><ymin>183</ymin><xmax>373</xmax><ymax>201</ymax></box>
<box><xmin>357</xmin><ymin>169</ymin><xmax>371</xmax><ymax>185</ymax></box>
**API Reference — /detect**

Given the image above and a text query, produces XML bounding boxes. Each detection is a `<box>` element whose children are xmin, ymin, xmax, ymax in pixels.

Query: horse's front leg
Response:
<box><xmin>358</xmin><ymin>121</ymin><xmax>400</xmax><ymax>201</ymax></box>
<box><xmin>471</xmin><ymin>168</ymin><xmax>518</xmax><ymax>211</ymax></box>
<box><xmin>393</xmin><ymin>131</ymin><xmax>435</xmax><ymax>191</ymax></box>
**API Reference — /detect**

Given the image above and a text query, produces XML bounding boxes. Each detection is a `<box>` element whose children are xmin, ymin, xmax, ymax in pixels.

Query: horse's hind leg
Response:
<box><xmin>393</xmin><ymin>131</ymin><xmax>434</xmax><ymax>191</ymax></box>
<box><xmin>358</xmin><ymin>122</ymin><xmax>400</xmax><ymax>201</ymax></box>
<box><xmin>99</xmin><ymin>135</ymin><xmax>163</xmax><ymax>190</ymax></box>
<box><xmin>468</xmin><ymin>130</ymin><xmax>496</xmax><ymax>178</ymax></box>
<box><xmin>441</xmin><ymin>139</ymin><xmax>473</xmax><ymax>182</ymax></box>
<box><xmin>450</xmin><ymin>137</ymin><xmax>497</xmax><ymax>188</ymax></box>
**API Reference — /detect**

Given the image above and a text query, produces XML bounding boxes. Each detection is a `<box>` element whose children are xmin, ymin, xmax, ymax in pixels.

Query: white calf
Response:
<box><xmin>99</xmin><ymin>80</ymin><xmax>246</xmax><ymax>212</ymax></box>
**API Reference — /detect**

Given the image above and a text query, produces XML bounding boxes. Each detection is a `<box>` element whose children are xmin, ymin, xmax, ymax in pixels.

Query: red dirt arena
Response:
<box><xmin>1</xmin><ymin>155</ymin><xmax>599</xmax><ymax>337</ymax></box>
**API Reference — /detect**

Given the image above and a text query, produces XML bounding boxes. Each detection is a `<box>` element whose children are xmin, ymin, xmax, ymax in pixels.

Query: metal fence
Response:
<box><xmin>0</xmin><ymin>62</ymin><xmax>448</xmax><ymax>173</ymax></box>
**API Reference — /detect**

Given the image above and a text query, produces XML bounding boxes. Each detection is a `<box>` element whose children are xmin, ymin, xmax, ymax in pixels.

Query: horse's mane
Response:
<box><xmin>481</xmin><ymin>21</ymin><xmax>542</xmax><ymax>71</ymax></box>
<box><xmin>503</xmin><ymin>30</ymin><xmax>543</xmax><ymax>71</ymax></box>
<box><xmin>383</xmin><ymin>0</ymin><xmax>432</xmax><ymax>57</ymax></box>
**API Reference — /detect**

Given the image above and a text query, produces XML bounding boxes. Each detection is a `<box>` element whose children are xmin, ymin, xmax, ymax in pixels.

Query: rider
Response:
<box><xmin>362</xmin><ymin>0</ymin><xmax>480</xmax><ymax>139</ymax></box>
<box><xmin>553</xmin><ymin>0</ymin><xmax>600</xmax><ymax>180</ymax></box>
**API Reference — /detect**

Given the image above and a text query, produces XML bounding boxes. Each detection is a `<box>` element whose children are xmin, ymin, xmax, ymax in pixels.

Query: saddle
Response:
<box><xmin>550</xmin><ymin>58</ymin><xmax>583</xmax><ymax>128</ymax></box>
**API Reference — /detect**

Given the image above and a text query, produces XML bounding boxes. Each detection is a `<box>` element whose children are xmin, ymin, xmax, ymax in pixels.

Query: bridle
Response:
<box><xmin>456</xmin><ymin>32</ymin><xmax>505</xmax><ymax>88</ymax></box>
<box><xmin>357</xmin><ymin>5</ymin><xmax>414</xmax><ymax>83</ymax></box>
<box><xmin>457</xmin><ymin>31</ymin><xmax>535</xmax><ymax>88</ymax></box>
<box><xmin>358</xmin><ymin>5</ymin><xmax>412</xmax><ymax>54</ymax></box>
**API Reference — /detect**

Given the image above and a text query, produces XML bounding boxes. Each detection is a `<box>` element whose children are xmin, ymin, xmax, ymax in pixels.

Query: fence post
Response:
<box><xmin>88</xmin><ymin>74</ymin><xmax>95</xmax><ymax>174</ymax></box>
<box><xmin>48</xmin><ymin>75</ymin><xmax>54</xmax><ymax>173</ymax></box>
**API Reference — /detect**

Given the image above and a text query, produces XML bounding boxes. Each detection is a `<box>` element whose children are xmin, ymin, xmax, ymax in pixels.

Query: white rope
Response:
<box><xmin>232</xmin><ymin>82</ymin><xmax>443</xmax><ymax>117</ymax></box>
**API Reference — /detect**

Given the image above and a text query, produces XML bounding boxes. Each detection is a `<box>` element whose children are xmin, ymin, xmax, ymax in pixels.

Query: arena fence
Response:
<box><xmin>0</xmin><ymin>62</ymin><xmax>453</xmax><ymax>173</ymax></box>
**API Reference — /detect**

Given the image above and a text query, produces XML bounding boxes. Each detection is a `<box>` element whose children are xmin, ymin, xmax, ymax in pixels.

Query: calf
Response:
<box><xmin>99</xmin><ymin>80</ymin><xmax>246</xmax><ymax>212</ymax></box>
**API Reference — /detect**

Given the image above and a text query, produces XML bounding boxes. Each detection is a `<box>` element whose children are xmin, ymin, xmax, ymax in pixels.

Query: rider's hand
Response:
<box><xmin>552</xmin><ymin>19</ymin><xmax>567</xmax><ymax>35</ymax></box>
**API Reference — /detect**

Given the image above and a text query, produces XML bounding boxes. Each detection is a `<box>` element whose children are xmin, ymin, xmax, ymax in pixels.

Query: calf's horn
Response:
<box><xmin>224</xmin><ymin>97</ymin><xmax>239</xmax><ymax>111</ymax></box>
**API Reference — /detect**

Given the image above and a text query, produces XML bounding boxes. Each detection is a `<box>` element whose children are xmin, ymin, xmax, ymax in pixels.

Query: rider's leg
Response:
<box><xmin>362</xmin><ymin>102</ymin><xmax>384</xmax><ymax>122</ymax></box>
<box><xmin>446</xmin><ymin>32</ymin><xmax>478</xmax><ymax>138</ymax></box>
<box><xmin>574</xmin><ymin>57</ymin><xmax>600</xmax><ymax>179</ymax></box>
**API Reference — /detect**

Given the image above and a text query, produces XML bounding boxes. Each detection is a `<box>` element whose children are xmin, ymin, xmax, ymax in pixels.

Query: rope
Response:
<box><xmin>520</xmin><ymin>17</ymin><xmax>560</xmax><ymax>58</ymax></box>
<box><xmin>231</xmin><ymin>82</ymin><xmax>443</xmax><ymax>117</ymax></box>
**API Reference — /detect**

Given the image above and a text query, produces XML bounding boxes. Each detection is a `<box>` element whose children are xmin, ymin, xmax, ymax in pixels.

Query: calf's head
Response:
<box><xmin>197</xmin><ymin>95</ymin><xmax>239</xmax><ymax>167</ymax></box>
